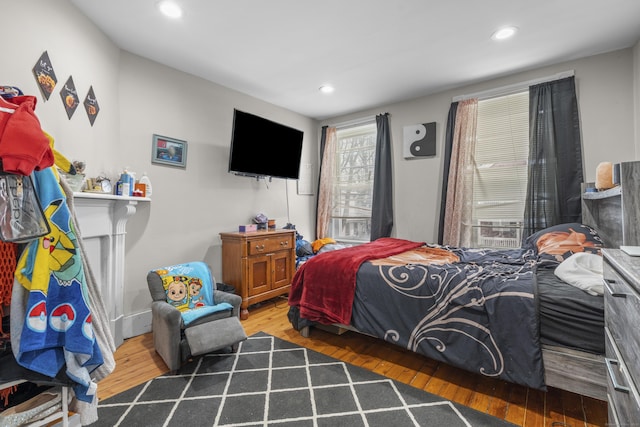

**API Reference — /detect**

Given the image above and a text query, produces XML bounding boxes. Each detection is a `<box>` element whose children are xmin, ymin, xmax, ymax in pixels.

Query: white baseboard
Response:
<box><xmin>112</xmin><ymin>315</ymin><xmax>124</xmax><ymax>348</ymax></box>
<box><xmin>123</xmin><ymin>309</ymin><xmax>152</xmax><ymax>339</ymax></box>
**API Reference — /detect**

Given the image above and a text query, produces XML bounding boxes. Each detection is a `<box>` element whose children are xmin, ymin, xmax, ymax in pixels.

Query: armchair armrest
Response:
<box><xmin>214</xmin><ymin>290</ymin><xmax>242</xmax><ymax>319</ymax></box>
<box><xmin>150</xmin><ymin>301</ymin><xmax>183</xmax><ymax>371</ymax></box>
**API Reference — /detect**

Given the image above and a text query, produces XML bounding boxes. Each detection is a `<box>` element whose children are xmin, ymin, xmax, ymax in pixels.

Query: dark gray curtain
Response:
<box><xmin>370</xmin><ymin>113</ymin><xmax>393</xmax><ymax>241</ymax></box>
<box><xmin>523</xmin><ymin>76</ymin><xmax>583</xmax><ymax>238</ymax></box>
<box><xmin>314</xmin><ymin>126</ymin><xmax>328</xmax><ymax>239</ymax></box>
<box><xmin>437</xmin><ymin>102</ymin><xmax>458</xmax><ymax>244</ymax></box>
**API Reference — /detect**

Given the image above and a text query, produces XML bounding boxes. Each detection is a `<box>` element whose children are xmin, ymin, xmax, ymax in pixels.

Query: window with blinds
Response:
<box><xmin>329</xmin><ymin>122</ymin><xmax>377</xmax><ymax>243</ymax></box>
<box><xmin>472</xmin><ymin>91</ymin><xmax>529</xmax><ymax>248</ymax></box>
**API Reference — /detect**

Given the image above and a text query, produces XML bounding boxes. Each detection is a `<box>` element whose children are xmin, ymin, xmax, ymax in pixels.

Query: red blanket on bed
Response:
<box><xmin>288</xmin><ymin>237</ymin><xmax>424</xmax><ymax>325</ymax></box>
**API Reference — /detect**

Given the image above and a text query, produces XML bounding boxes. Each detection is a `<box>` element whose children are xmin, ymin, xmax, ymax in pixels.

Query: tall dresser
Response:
<box><xmin>220</xmin><ymin>229</ymin><xmax>296</xmax><ymax>319</ymax></box>
<box><xmin>602</xmin><ymin>249</ymin><xmax>640</xmax><ymax>426</ymax></box>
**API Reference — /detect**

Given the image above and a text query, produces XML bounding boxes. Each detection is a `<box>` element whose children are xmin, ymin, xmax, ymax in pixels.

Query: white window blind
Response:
<box><xmin>472</xmin><ymin>91</ymin><xmax>529</xmax><ymax>247</ymax></box>
<box><xmin>329</xmin><ymin>122</ymin><xmax>377</xmax><ymax>242</ymax></box>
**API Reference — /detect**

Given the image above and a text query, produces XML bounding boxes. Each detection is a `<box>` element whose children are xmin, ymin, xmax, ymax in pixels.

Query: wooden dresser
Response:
<box><xmin>220</xmin><ymin>229</ymin><xmax>295</xmax><ymax>319</ymax></box>
<box><xmin>602</xmin><ymin>249</ymin><xmax>640</xmax><ymax>426</ymax></box>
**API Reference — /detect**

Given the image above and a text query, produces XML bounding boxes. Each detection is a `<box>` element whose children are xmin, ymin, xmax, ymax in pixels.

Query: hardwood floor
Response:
<box><xmin>98</xmin><ymin>297</ymin><xmax>608</xmax><ymax>426</ymax></box>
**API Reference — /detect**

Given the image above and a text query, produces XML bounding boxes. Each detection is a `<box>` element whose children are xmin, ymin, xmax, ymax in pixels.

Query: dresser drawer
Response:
<box><xmin>247</xmin><ymin>235</ymin><xmax>293</xmax><ymax>255</ymax></box>
<box><xmin>604</xmin><ymin>261</ymin><xmax>640</xmax><ymax>384</ymax></box>
<box><xmin>605</xmin><ymin>327</ymin><xmax>640</xmax><ymax>426</ymax></box>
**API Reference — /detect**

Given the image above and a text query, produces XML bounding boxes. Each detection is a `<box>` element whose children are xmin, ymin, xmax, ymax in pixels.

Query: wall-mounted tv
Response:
<box><xmin>228</xmin><ymin>109</ymin><xmax>304</xmax><ymax>180</ymax></box>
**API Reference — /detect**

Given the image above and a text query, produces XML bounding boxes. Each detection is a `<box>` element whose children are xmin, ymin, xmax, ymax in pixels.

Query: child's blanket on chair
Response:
<box><xmin>153</xmin><ymin>262</ymin><xmax>232</xmax><ymax>326</ymax></box>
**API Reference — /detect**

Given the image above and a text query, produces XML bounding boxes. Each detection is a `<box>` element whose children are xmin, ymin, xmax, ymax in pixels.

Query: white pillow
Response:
<box><xmin>554</xmin><ymin>252</ymin><xmax>603</xmax><ymax>296</ymax></box>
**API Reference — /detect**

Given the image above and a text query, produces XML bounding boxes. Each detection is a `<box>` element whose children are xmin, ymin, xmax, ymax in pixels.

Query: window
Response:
<box><xmin>329</xmin><ymin>122</ymin><xmax>377</xmax><ymax>243</ymax></box>
<box><xmin>472</xmin><ymin>91</ymin><xmax>529</xmax><ymax>248</ymax></box>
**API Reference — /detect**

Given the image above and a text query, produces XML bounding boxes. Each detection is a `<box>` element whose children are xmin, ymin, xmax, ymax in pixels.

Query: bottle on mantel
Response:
<box><xmin>116</xmin><ymin>168</ymin><xmax>134</xmax><ymax>196</ymax></box>
<box><xmin>138</xmin><ymin>172</ymin><xmax>152</xmax><ymax>198</ymax></box>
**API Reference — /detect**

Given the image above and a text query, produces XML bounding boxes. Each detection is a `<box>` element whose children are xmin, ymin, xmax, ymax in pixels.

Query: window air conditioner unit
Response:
<box><xmin>476</xmin><ymin>220</ymin><xmax>522</xmax><ymax>248</ymax></box>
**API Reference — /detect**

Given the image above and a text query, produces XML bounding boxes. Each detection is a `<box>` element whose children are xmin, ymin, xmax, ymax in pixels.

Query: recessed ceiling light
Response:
<box><xmin>491</xmin><ymin>26</ymin><xmax>518</xmax><ymax>41</ymax></box>
<box><xmin>319</xmin><ymin>85</ymin><xmax>335</xmax><ymax>94</ymax></box>
<box><xmin>158</xmin><ymin>1</ymin><xmax>183</xmax><ymax>19</ymax></box>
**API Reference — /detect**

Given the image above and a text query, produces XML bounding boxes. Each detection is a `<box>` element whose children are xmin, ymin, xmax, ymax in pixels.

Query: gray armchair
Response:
<box><xmin>147</xmin><ymin>263</ymin><xmax>247</xmax><ymax>371</ymax></box>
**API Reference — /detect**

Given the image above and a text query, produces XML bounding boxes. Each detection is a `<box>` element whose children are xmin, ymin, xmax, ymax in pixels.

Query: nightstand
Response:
<box><xmin>220</xmin><ymin>229</ymin><xmax>295</xmax><ymax>319</ymax></box>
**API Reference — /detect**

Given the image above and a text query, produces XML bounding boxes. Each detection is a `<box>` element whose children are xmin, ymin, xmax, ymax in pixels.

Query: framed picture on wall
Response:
<box><xmin>152</xmin><ymin>134</ymin><xmax>188</xmax><ymax>168</ymax></box>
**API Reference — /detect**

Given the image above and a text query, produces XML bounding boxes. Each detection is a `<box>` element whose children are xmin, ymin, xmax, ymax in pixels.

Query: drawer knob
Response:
<box><xmin>280</xmin><ymin>241</ymin><xmax>289</xmax><ymax>246</ymax></box>
<box><xmin>255</xmin><ymin>244</ymin><xmax>265</xmax><ymax>251</ymax></box>
<box><xmin>605</xmin><ymin>357</ymin><xmax>630</xmax><ymax>393</ymax></box>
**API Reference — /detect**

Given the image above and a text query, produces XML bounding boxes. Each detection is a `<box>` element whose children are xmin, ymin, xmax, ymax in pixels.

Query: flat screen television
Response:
<box><xmin>228</xmin><ymin>109</ymin><xmax>304</xmax><ymax>180</ymax></box>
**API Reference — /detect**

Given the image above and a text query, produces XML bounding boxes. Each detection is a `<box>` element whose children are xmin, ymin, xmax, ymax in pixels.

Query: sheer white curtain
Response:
<box><xmin>316</xmin><ymin>126</ymin><xmax>337</xmax><ymax>239</ymax></box>
<box><xmin>442</xmin><ymin>99</ymin><xmax>478</xmax><ymax>247</ymax></box>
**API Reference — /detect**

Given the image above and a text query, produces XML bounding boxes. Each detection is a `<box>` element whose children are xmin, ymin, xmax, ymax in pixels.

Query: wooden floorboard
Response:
<box><xmin>97</xmin><ymin>298</ymin><xmax>608</xmax><ymax>426</ymax></box>
<box><xmin>503</xmin><ymin>384</ymin><xmax>528</xmax><ymax>426</ymax></box>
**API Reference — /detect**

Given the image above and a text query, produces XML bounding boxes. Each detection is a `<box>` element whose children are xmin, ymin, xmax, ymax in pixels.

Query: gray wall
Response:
<box><xmin>3</xmin><ymin>0</ymin><xmax>317</xmax><ymax>331</ymax></box>
<box><xmin>2</xmin><ymin>0</ymin><xmax>121</xmax><ymax>174</ymax></box>
<box><xmin>322</xmin><ymin>48</ymin><xmax>639</xmax><ymax>244</ymax></box>
<box><xmin>118</xmin><ymin>52</ymin><xmax>317</xmax><ymax>319</ymax></box>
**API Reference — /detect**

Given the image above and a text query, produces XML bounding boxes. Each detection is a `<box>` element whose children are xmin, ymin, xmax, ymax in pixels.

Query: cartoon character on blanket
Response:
<box><xmin>153</xmin><ymin>262</ymin><xmax>232</xmax><ymax>326</ymax></box>
<box><xmin>15</xmin><ymin>168</ymin><xmax>103</xmax><ymax>403</ymax></box>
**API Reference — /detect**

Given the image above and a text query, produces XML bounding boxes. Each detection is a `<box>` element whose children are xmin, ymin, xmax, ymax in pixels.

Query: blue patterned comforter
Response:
<box><xmin>350</xmin><ymin>245</ymin><xmax>545</xmax><ymax>389</ymax></box>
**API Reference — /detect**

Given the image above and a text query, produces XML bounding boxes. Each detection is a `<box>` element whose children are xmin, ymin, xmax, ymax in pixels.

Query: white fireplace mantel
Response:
<box><xmin>73</xmin><ymin>192</ymin><xmax>149</xmax><ymax>347</ymax></box>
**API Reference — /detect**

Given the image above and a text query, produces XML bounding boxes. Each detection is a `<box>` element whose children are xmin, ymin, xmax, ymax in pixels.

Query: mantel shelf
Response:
<box><xmin>74</xmin><ymin>191</ymin><xmax>151</xmax><ymax>202</ymax></box>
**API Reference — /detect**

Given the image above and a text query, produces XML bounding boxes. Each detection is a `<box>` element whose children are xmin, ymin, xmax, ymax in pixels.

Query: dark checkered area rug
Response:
<box><xmin>93</xmin><ymin>332</ymin><xmax>515</xmax><ymax>426</ymax></box>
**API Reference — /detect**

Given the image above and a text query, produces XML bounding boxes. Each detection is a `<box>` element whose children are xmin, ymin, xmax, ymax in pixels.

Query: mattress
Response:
<box><xmin>289</xmin><ymin>241</ymin><xmax>606</xmax><ymax>389</ymax></box>
<box><xmin>536</xmin><ymin>267</ymin><xmax>604</xmax><ymax>354</ymax></box>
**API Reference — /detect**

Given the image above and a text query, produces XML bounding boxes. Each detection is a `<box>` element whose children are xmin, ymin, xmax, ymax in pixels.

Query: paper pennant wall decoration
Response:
<box><xmin>32</xmin><ymin>51</ymin><xmax>58</xmax><ymax>101</ymax></box>
<box><xmin>83</xmin><ymin>86</ymin><xmax>100</xmax><ymax>126</ymax></box>
<box><xmin>60</xmin><ymin>76</ymin><xmax>80</xmax><ymax>119</ymax></box>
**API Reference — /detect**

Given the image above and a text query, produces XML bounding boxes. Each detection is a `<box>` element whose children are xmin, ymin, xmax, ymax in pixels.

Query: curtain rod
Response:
<box><xmin>452</xmin><ymin>70</ymin><xmax>575</xmax><ymax>102</ymax></box>
<box><xmin>329</xmin><ymin>114</ymin><xmax>378</xmax><ymax>130</ymax></box>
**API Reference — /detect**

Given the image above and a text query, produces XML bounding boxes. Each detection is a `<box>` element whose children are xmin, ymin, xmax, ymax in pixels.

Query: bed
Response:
<box><xmin>287</xmin><ymin>223</ymin><xmax>607</xmax><ymax>400</ymax></box>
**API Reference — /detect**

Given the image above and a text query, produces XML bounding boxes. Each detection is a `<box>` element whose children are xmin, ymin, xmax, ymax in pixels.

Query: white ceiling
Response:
<box><xmin>70</xmin><ymin>0</ymin><xmax>640</xmax><ymax>120</ymax></box>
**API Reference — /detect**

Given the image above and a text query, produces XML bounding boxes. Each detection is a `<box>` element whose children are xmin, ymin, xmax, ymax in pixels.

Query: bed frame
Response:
<box><xmin>541</xmin><ymin>344</ymin><xmax>605</xmax><ymax>400</ymax></box>
<box><xmin>298</xmin><ymin>324</ymin><xmax>607</xmax><ymax>401</ymax></box>
<box><xmin>293</xmin><ymin>183</ymin><xmax>635</xmax><ymax>402</ymax></box>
